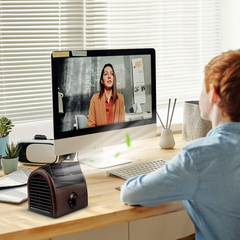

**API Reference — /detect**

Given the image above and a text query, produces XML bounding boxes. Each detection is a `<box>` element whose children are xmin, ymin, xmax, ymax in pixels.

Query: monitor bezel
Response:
<box><xmin>51</xmin><ymin>48</ymin><xmax>156</xmax><ymax>141</ymax></box>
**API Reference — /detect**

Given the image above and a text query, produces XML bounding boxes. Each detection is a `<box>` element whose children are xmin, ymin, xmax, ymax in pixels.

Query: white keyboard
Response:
<box><xmin>106</xmin><ymin>159</ymin><xmax>167</xmax><ymax>180</ymax></box>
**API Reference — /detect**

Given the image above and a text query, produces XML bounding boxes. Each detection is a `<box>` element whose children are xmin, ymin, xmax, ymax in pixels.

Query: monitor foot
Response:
<box><xmin>77</xmin><ymin>151</ymin><xmax>131</xmax><ymax>169</ymax></box>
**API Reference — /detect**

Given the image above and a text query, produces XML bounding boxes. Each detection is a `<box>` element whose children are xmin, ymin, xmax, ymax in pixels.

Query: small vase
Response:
<box><xmin>0</xmin><ymin>136</ymin><xmax>9</xmax><ymax>169</ymax></box>
<box><xmin>159</xmin><ymin>128</ymin><xmax>175</xmax><ymax>149</ymax></box>
<box><xmin>1</xmin><ymin>157</ymin><xmax>19</xmax><ymax>175</ymax></box>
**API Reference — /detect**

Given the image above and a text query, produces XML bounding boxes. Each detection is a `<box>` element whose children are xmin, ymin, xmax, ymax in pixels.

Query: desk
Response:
<box><xmin>0</xmin><ymin>133</ymin><xmax>194</xmax><ymax>240</ymax></box>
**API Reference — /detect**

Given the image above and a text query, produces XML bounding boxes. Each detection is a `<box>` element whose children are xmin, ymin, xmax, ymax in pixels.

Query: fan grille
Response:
<box><xmin>29</xmin><ymin>173</ymin><xmax>53</xmax><ymax>216</ymax></box>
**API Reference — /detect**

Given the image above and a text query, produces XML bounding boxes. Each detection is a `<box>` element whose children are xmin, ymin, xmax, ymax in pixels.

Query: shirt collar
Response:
<box><xmin>105</xmin><ymin>92</ymin><xmax>113</xmax><ymax>100</ymax></box>
<box><xmin>207</xmin><ymin>122</ymin><xmax>240</xmax><ymax>137</ymax></box>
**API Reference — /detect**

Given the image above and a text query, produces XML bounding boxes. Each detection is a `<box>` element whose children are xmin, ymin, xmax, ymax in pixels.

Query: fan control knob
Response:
<box><xmin>69</xmin><ymin>192</ymin><xmax>78</xmax><ymax>209</ymax></box>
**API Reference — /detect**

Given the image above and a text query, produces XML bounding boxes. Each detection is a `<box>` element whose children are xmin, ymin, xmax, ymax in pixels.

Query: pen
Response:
<box><xmin>169</xmin><ymin>98</ymin><xmax>177</xmax><ymax>129</ymax></box>
<box><xmin>156</xmin><ymin>111</ymin><xmax>165</xmax><ymax>129</ymax></box>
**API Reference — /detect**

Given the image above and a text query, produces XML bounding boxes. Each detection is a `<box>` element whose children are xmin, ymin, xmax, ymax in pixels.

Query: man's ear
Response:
<box><xmin>210</xmin><ymin>84</ymin><xmax>220</xmax><ymax>104</ymax></box>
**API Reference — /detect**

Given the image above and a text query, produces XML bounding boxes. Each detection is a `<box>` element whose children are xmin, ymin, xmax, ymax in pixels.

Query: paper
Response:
<box><xmin>0</xmin><ymin>169</ymin><xmax>31</xmax><ymax>204</ymax></box>
<box><xmin>131</xmin><ymin>58</ymin><xmax>146</xmax><ymax>104</ymax></box>
<box><xmin>135</xmin><ymin>60</ymin><xmax>142</xmax><ymax>68</ymax></box>
<box><xmin>0</xmin><ymin>169</ymin><xmax>31</xmax><ymax>189</ymax></box>
<box><xmin>0</xmin><ymin>185</ymin><xmax>28</xmax><ymax>204</ymax></box>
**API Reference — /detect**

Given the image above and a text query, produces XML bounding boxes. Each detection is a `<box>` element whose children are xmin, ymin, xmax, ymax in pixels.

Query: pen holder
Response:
<box><xmin>159</xmin><ymin>128</ymin><xmax>175</xmax><ymax>149</ymax></box>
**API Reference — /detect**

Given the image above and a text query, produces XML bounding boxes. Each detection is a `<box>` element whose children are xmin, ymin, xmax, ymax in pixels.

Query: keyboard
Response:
<box><xmin>106</xmin><ymin>159</ymin><xmax>167</xmax><ymax>180</ymax></box>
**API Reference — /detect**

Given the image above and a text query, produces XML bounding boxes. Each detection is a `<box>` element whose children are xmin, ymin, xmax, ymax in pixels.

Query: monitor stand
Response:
<box><xmin>77</xmin><ymin>146</ymin><xmax>131</xmax><ymax>169</ymax></box>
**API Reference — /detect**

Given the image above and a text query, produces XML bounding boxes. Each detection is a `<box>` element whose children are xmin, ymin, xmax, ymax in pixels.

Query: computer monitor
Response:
<box><xmin>51</xmin><ymin>48</ymin><xmax>156</xmax><ymax>168</ymax></box>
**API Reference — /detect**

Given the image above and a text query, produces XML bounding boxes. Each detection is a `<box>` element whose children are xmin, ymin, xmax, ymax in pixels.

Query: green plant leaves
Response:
<box><xmin>0</xmin><ymin>117</ymin><xmax>14</xmax><ymax>138</ymax></box>
<box><xmin>4</xmin><ymin>142</ymin><xmax>21</xmax><ymax>159</ymax></box>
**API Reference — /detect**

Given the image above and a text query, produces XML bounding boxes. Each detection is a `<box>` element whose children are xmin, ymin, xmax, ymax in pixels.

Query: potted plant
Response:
<box><xmin>0</xmin><ymin>117</ymin><xmax>14</xmax><ymax>168</ymax></box>
<box><xmin>1</xmin><ymin>142</ymin><xmax>21</xmax><ymax>175</ymax></box>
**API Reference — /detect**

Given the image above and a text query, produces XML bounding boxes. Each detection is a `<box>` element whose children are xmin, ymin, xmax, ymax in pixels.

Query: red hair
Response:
<box><xmin>204</xmin><ymin>49</ymin><xmax>240</xmax><ymax>122</ymax></box>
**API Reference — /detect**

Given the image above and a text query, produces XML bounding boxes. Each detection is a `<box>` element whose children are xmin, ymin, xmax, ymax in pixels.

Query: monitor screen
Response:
<box><xmin>51</xmin><ymin>48</ymin><xmax>156</xmax><ymax>168</ymax></box>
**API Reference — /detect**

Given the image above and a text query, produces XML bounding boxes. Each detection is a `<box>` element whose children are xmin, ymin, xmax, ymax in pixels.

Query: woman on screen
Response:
<box><xmin>87</xmin><ymin>63</ymin><xmax>125</xmax><ymax>127</ymax></box>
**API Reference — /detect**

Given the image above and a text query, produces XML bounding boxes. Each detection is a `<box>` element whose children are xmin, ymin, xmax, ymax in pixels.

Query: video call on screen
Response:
<box><xmin>53</xmin><ymin>54</ymin><xmax>153</xmax><ymax>132</ymax></box>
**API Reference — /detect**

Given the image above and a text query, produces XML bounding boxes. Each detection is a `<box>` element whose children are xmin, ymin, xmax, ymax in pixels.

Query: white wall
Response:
<box><xmin>220</xmin><ymin>0</ymin><xmax>240</xmax><ymax>52</ymax></box>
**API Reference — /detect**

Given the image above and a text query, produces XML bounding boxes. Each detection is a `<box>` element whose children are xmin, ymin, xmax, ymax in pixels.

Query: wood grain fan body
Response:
<box><xmin>27</xmin><ymin>161</ymin><xmax>88</xmax><ymax>218</ymax></box>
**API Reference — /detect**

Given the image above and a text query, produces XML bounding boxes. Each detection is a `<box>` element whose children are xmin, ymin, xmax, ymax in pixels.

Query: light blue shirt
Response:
<box><xmin>121</xmin><ymin>123</ymin><xmax>240</xmax><ymax>240</ymax></box>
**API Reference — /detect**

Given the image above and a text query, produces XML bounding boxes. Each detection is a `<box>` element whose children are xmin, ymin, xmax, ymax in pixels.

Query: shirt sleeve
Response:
<box><xmin>120</xmin><ymin>149</ymin><xmax>199</xmax><ymax>207</ymax></box>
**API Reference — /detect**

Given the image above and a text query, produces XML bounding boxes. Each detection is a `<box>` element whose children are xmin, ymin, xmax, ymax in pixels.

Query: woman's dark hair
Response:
<box><xmin>99</xmin><ymin>63</ymin><xmax>118</xmax><ymax>103</ymax></box>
